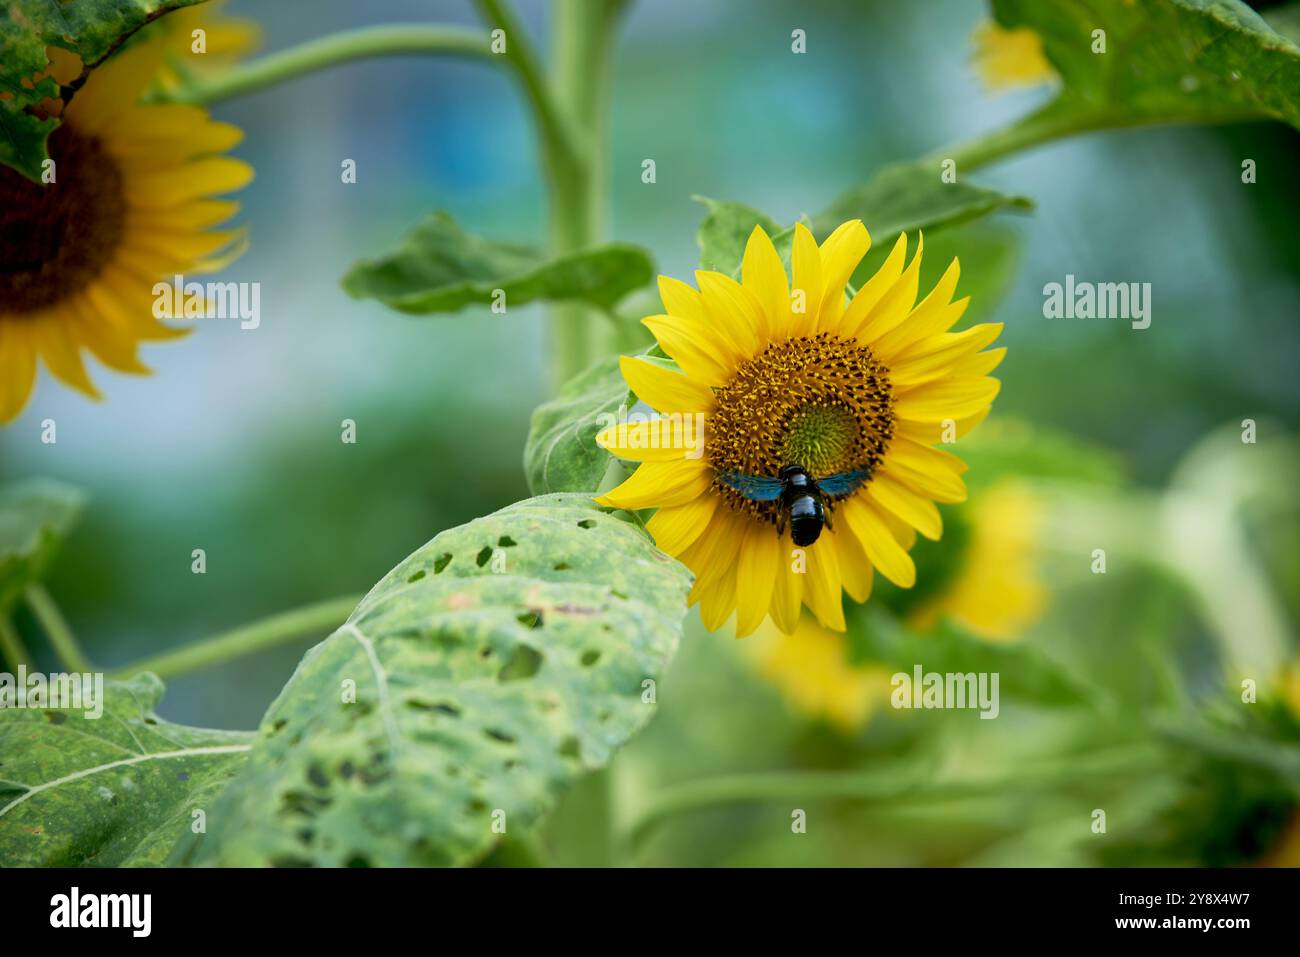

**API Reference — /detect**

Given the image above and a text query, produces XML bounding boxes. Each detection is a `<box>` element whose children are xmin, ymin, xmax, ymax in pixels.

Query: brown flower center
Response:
<box><xmin>707</xmin><ymin>333</ymin><xmax>895</xmax><ymax>523</ymax></box>
<box><xmin>0</xmin><ymin>122</ymin><xmax>126</xmax><ymax>315</ymax></box>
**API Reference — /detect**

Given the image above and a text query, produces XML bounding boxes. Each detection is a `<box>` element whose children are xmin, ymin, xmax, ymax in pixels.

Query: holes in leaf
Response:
<box><xmin>498</xmin><ymin>644</ymin><xmax>543</xmax><ymax>682</ymax></box>
<box><xmin>270</xmin><ymin>856</ymin><xmax>313</xmax><ymax>868</ymax></box>
<box><xmin>577</xmin><ymin>519</ymin><xmax>597</xmax><ymax>529</ymax></box>
<box><xmin>272</xmin><ymin>718</ymin><xmax>289</xmax><ymax>734</ymax></box>
<box><xmin>468</xmin><ymin>798</ymin><xmax>488</xmax><ymax>813</ymax></box>
<box><xmin>558</xmin><ymin>736</ymin><xmax>581</xmax><ymax>760</ymax></box>
<box><xmin>497</xmin><ymin>535</ymin><xmax>517</xmax><ymax>547</ymax></box>
<box><xmin>611</xmin><ymin>589</ymin><xmax>628</xmax><ymax>600</ymax></box>
<box><xmin>553</xmin><ymin>562</ymin><xmax>571</xmax><ymax>571</ymax></box>
<box><xmin>407</xmin><ymin>699</ymin><xmax>461</xmax><ymax>717</ymax></box>
<box><xmin>580</xmin><ymin>650</ymin><xmax>601</xmax><ymax>667</ymax></box>
<box><xmin>475</xmin><ymin>546</ymin><xmax>494</xmax><ymax>567</ymax></box>
<box><xmin>307</xmin><ymin>764</ymin><xmax>329</xmax><ymax>789</ymax></box>
<box><xmin>433</xmin><ymin>553</ymin><xmax>453</xmax><ymax>574</ymax></box>
<box><xmin>484</xmin><ymin>728</ymin><xmax>516</xmax><ymax>744</ymax></box>
<box><xmin>407</xmin><ymin>569</ymin><xmax>426</xmax><ymax>583</ymax></box>
<box><xmin>516</xmin><ymin>610</ymin><xmax>543</xmax><ymax>629</ymax></box>
<box><xmin>339</xmin><ymin>761</ymin><xmax>356</xmax><ymax>780</ymax></box>
<box><xmin>45</xmin><ymin>711</ymin><xmax>66</xmax><ymax>725</ymax></box>
<box><xmin>345</xmin><ymin>854</ymin><xmax>372</xmax><ymax>868</ymax></box>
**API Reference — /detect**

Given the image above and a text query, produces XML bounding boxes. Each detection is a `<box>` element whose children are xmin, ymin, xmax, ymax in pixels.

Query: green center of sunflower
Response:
<box><xmin>0</xmin><ymin>122</ymin><xmax>126</xmax><ymax>315</ymax></box>
<box><xmin>708</xmin><ymin>333</ymin><xmax>895</xmax><ymax>523</ymax></box>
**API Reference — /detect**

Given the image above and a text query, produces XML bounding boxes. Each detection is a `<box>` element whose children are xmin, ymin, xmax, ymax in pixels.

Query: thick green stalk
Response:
<box><xmin>544</xmin><ymin>0</ymin><xmax>623</xmax><ymax>390</ymax></box>
<box><xmin>24</xmin><ymin>584</ymin><xmax>94</xmax><ymax>673</ymax></box>
<box><xmin>158</xmin><ymin>25</ymin><xmax>496</xmax><ymax>105</ymax></box>
<box><xmin>109</xmin><ymin>595</ymin><xmax>362</xmax><ymax>681</ymax></box>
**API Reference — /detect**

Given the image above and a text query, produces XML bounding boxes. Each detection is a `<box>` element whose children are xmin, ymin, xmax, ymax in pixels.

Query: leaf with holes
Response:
<box><xmin>811</xmin><ymin>162</ymin><xmax>1033</xmax><ymax>248</ymax></box>
<box><xmin>184</xmin><ymin>494</ymin><xmax>692</xmax><ymax>867</ymax></box>
<box><xmin>342</xmin><ymin>212</ymin><xmax>655</xmax><ymax>315</ymax></box>
<box><xmin>0</xmin><ymin>0</ymin><xmax>206</xmax><ymax>180</ymax></box>
<box><xmin>0</xmin><ymin>478</ymin><xmax>85</xmax><ymax>614</ymax></box>
<box><xmin>991</xmin><ymin>0</ymin><xmax>1300</xmax><ymax>130</ymax></box>
<box><xmin>0</xmin><ymin>673</ymin><xmax>252</xmax><ymax>866</ymax></box>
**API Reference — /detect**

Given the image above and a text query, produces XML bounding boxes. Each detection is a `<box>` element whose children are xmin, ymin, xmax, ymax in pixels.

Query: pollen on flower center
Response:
<box><xmin>0</xmin><ymin>122</ymin><xmax>126</xmax><ymax>315</ymax></box>
<box><xmin>708</xmin><ymin>332</ymin><xmax>895</xmax><ymax>522</ymax></box>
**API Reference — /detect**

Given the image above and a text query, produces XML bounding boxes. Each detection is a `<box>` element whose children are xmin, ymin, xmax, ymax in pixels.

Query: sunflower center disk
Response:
<box><xmin>708</xmin><ymin>333</ymin><xmax>895</xmax><ymax>523</ymax></box>
<box><xmin>0</xmin><ymin>124</ymin><xmax>127</xmax><ymax>315</ymax></box>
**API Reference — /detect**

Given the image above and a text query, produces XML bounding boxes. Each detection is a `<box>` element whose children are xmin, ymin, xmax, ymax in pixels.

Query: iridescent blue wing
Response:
<box><xmin>816</xmin><ymin>468</ymin><xmax>870</xmax><ymax>497</ymax></box>
<box><xmin>716</xmin><ymin>472</ymin><xmax>784</xmax><ymax>502</ymax></box>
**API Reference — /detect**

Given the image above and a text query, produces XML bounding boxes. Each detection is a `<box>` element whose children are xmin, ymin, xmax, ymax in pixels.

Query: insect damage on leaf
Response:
<box><xmin>184</xmin><ymin>495</ymin><xmax>691</xmax><ymax>867</ymax></box>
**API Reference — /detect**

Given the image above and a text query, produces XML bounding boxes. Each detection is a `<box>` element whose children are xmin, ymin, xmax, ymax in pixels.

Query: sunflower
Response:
<box><xmin>970</xmin><ymin>21</ymin><xmax>1057</xmax><ymax>92</ymax></box>
<box><xmin>0</xmin><ymin>22</ymin><xmax>253</xmax><ymax>424</ymax></box>
<box><xmin>595</xmin><ymin>222</ymin><xmax>1005</xmax><ymax>636</ymax></box>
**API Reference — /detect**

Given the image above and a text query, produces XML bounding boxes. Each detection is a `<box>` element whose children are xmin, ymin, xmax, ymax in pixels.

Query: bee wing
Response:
<box><xmin>716</xmin><ymin>472</ymin><xmax>785</xmax><ymax>502</ymax></box>
<box><xmin>816</xmin><ymin>468</ymin><xmax>870</xmax><ymax>497</ymax></box>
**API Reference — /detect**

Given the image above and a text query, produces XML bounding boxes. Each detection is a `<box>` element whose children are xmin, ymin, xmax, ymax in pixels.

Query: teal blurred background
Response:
<box><xmin>1</xmin><ymin>0</ymin><xmax>1297</xmax><ymax>866</ymax></box>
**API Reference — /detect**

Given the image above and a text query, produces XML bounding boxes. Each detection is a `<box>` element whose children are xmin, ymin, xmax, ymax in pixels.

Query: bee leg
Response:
<box><xmin>776</xmin><ymin>508</ymin><xmax>787</xmax><ymax>537</ymax></box>
<box><xmin>823</xmin><ymin>505</ymin><xmax>834</xmax><ymax>532</ymax></box>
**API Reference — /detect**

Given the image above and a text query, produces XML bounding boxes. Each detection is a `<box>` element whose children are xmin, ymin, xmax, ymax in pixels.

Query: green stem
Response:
<box><xmin>24</xmin><ymin>584</ymin><xmax>93</xmax><ymax>673</ymax></box>
<box><xmin>157</xmin><ymin>24</ymin><xmax>497</xmax><ymax>105</ymax></box>
<box><xmin>621</xmin><ymin>747</ymin><xmax>1156</xmax><ymax>856</ymax></box>
<box><xmin>938</xmin><ymin>102</ymin><xmax>1262</xmax><ymax>174</ymax></box>
<box><xmin>110</xmin><ymin>594</ymin><xmax>362</xmax><ymax>681</ymax></box>
<box><xmin>541</xmin><ymin>0</ymin><xmax>623</xmax><ymax>390</ymax></box>
<box><xmin>0</xmin><ymin>615</ymin><xmax>33</xmax><ymax>671</ymax></box>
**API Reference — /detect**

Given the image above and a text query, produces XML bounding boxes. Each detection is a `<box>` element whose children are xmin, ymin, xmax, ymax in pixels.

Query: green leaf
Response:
<box><xmin>0</xmin><ymin>0</ymin><xmax>205</xmax><ymax>180</ymax></box>
<box><xmin>991</xmin><ymin>0</ymin><xmax>1300</xmax><ymax>130</ymax></box>
<box><xmin>188</xmin><ymin>494</ymin><xmax>692</xmax><ymax>867</ymax></box>
<box><xmin>342</xmin><ymin>212</ymin><xmax>655</xmax><ymax>315</ymax></box>
<box><xmin>811</xmin><ymin>162</ymin><xmax>1033</xmax><ymax>245</ymax></box>
<box><xmin>695</xmin><ymin>196</ymin><xmax>782</xmax><ymax>275</ymax></box>
<box><xmin>524</xmin><ymin>356</ymin><xmax>629</xmax><ymax>494</ymax></box>
<box><xmin>0</xmin><ymin>673</ymin><xmax>252</xmax><ymax>867</ymax></box>
<box><xmin>693</xmin><ymin>196</ymin><xmax>804</xmax><ymax>277</ymax></box>
<box><xmin>0</xmin><ymin>478</ymin><xmax>84</xmax><ymax>614</ymax></box>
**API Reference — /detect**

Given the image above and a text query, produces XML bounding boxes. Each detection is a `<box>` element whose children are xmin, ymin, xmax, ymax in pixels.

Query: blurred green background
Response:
<box><xmin>1</xmin><ymin>0</ymin><xmax>1297</xmax><ymax>866</ymax></box>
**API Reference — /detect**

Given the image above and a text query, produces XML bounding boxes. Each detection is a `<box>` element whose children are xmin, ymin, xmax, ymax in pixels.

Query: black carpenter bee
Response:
<box><xmin>717</xmin><ymin>465</ymin><xmax>870</xmax><ymax>546</ymax></box>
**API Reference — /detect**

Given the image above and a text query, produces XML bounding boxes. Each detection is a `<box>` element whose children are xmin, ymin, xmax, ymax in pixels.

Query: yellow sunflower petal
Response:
<box><xmin>841</xmin><ymin>497</ymin><xmax>916</xmax><ymax>588</ymax></box>
<box><xmin>855</xmin><ymin>232</ymin><xmax>925</xmax><ymax>345</ymax></box>
<box><xmin>835</xmin><ymin>526</ymin><xmax>874</xmax><ymax>603</ymax></box>
<box><xmin>735</xmin><ymin>520</ymin><xmax>780</xmax><ymax>637</ymax></box>
<box><xmin>0</xmin><ymin>324</ymin><xmax>39</xmax><ymax>423</ymax></box>
<box><xmin>696</xmin><ymin>271</ymin><xmax>761</xmax><ymax>358</ymax></box>
<box><xmin>595</xmin><ymin>422</ymin><xmax>700</xmax><ymax>463</ymax></box>
<box><xmin>618</xmin><ymin>354</ymin><xmax>715</xmax><ymax>414</ymax></box>
<box><xmin>681</xmin><ymin>507</ymin><xmax>745</xmax><ymax>591</ymax></box>
<box><xmin>888</xmin><ymin>323</ymin><xmax>1003</xmax><ymax>386</ymax></box>
<box><xmin>646</xmin><ymin>494</ymin><xmax>719</xmax><ymax>556</ymax></box>
<box><xmin>841</xmin><ymin>233</ymin><xmax>907</xmax><ymax>337</ymax></box>
<box><xmin>31</xmin><ymin>318</ymin><xmax>101</xmax><ymax>399</ymax></box>
<box><xmin>769</xmin><ymin>536</ymin><xmax>805</xmax><ymax>634</ymax></box>
<box><xmin>871</xmin><ymin>257</ymin><xmax>964</xmax><ymax>360</ymax></box>
<box><xmin>125</xmin><ymin>157</ymin><xmax>253</xmax><ymax>207</ymax></box>
<box><xmin>894</xmin><ymin>376</ymin><xmax>1001</xmax><ymax>421</ymax></box>
<box><xmin>789</xmin><ymin>223</ymin><xmax>823</xmax><ymax>338</ymax></box>
<box><xmin>803</xmin><ymin>534</ymin><xmax>846</xmax><ymax>630</ymax></box>
<box><xmin>642</xmin><ymin>314</ymin><xmax>732</xmax><ymax>386</ymax></box>
<box><xmin>865</xmin><ymin>471</ymin><xmax>943</xmax><ymax>540</ymax></box>
<box><xmin>594</xmin><ymin>460</ymin><xmax>712</xmax><ymax>510</ymax></box>
<box><xmin>741</xmin><ymin>225</ymin><xmax>788</xmax><ymax>339</ymax></box>
<box><xmin>816</xmin><ymin>219</ymin><xmax>871</xmax><ymax>331</ymax></box>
